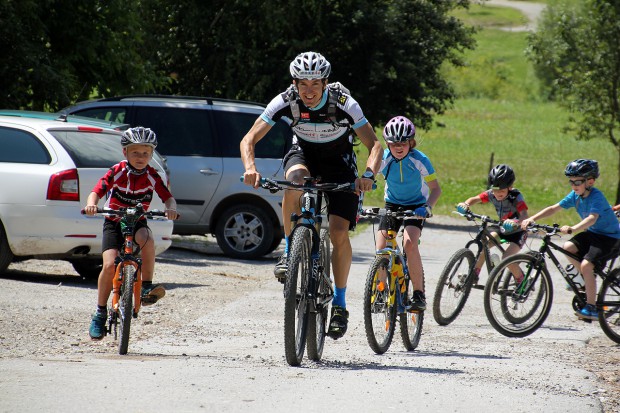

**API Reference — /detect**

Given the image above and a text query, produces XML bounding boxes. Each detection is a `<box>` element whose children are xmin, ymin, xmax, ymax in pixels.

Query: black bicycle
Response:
<box><xmin>359</xmin><ymin>208</ymin><xmax>425</xmax><ymax>354</ymax></box>
<box><xmin>432</xmin><ymin>210</ymin><xmax>506</xmax><ymax>325</ymax></box>
<box><xmin>483</xmin><ymin>222</ymin><xmax>620</xmax><ymax>343</ymax></box>
<box><xmin>258</xmin><ymin>176</ymin><xmax>358</xmax><ymax>366</ymax></box>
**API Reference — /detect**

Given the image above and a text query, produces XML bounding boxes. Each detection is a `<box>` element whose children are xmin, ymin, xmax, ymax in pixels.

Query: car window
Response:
<box><xmin>213</xmin><ymin>111</ymin><xmax>292</xmax><ymax>158</ymax></box>
<box><xmin>133</xmin><ymin>107</ymin><xmax>215</xmax><ymax>157</ymax></box>
<box><xmin>71</xmin><ymin>107</ymin><xmax>128</xmax><ymax>124</ymax></box>
<box><xmin>0</xmin><ymin>126</ymin><xmax>51</xmax><ymax>164</ymax></box>
<box><xmin>51</xmin><ymin>131</ymin><xmax>125</xmax><ymax>168</ymax></box>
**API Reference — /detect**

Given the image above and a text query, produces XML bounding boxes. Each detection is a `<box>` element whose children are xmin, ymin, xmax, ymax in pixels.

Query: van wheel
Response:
<box><xmin>215</xmin><ymin>204</ymin><xmax>275</xmax><ymax>259</ymax></box>
<box><xmin>0</xmin><ymin>221</ymin><xmax>14</xmax><ymax>274</ymax></box>
<box><xmin>70</xmin><ymin>259</ymin><xmax>102</xmax><ymax>280</ymax></box>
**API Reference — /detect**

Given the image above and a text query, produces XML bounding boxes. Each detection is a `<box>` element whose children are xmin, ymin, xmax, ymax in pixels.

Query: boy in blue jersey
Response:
<box><xmin>521</xmin><ymin>159</ymin><xmax>620</xmax><ymax>320</ymax></box>
<box><xmin>375</xmin><ymin>116</ymin><xmax>442</xmax><ymax>311</ymax></box>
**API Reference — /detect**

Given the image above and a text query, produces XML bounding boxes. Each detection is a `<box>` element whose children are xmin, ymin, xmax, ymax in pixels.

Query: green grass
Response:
<box><xmin>355</xmin><ymin>1</ymin><xmax>619</xmax><ymax>227</ymax></box>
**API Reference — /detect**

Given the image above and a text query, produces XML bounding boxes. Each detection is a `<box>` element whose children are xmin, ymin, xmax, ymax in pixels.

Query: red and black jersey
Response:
<box><xmin>92</xmin><ymin>160</ymin><xmax>173</xmax><ymax>221</ymax></box>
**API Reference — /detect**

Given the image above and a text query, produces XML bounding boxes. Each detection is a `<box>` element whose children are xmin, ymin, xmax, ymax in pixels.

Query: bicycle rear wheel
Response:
<box><xmin>284</xmin><ymin>227</ymin><xmax>312</xmax><ymax>366</ymax></box>
<box><xmin>118</xmin><ymin>264</ymin><xmax>135</xmax><ymax>355</ymax></box>
<box><xmin>484</xmin><ymin>253</ymin><xmax>553</xmax><ymax>338</ymax></box>
<box><xmin>400</xmin><ymin>278</ymin><xmax>424</xmax><ymax>351</ymax></box>
<box><xmin>363</xmin><ymin>256</ymin><xmax>396</xmax><ymax>354</ymax></box>
<box><xmin>598</xmin><ymin>268</ymin><xmax>620</xmax><ymax>344</ymax></box>
<box><xmin>307</xmin><ymin>229</ymin><xmax>330</xmax><ymax>361</ymax></box>
<box><xmin>433</xmin><ymin>248</ymin><xmax>475</xmax><ymax>326</ymax></box>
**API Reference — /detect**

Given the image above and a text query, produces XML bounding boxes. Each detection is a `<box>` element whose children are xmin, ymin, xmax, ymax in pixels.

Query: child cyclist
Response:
<box><xmin>84</xmin><ymin>127</ymin><xmax>178</xmax><ymax>340</ymax></box>
<box><xmin>521</xmin><ymin>159</ymin><xmax>620</xmax><ymax>320</ymax></box>
<box><xmin>376</xmin><ymin>116</ymin><xmax>441</xmax><ymax>311</ymax></box>
<box><xmin>456</xmin><ymin>164</ymin><xmax>529</xmax><ymax>282</ymax></box>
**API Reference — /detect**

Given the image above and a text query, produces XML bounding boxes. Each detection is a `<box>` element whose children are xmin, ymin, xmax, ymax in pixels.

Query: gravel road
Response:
<box><xmin>1</xmin><ymin>215</ymin><xmax>618</xmax><ymax>413</ymax></box>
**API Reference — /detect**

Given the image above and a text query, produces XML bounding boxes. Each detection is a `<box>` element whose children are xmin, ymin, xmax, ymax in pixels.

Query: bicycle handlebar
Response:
<box><xmin>454</xmin><ymin>210</ymin><xmax>502</xmax><ymax>225</ymax></box>
<box><xmin>81</xmin><ymin>204</ymin><xmax>168</xmax><ymax>219</ymax></box>
<box><xmin>523</xmin><ymin>222</ymin><xmax>572</xmax><ymax>235</ymax></box>
<box><xmin>241</xmin><ymin>176</ymin><xmax>376</xmax><ymax>193</ymax></box>
<box><xmin>360</xmin><ymin>207</ymin><xmax>427</xmax><ymax>220</ymax></box>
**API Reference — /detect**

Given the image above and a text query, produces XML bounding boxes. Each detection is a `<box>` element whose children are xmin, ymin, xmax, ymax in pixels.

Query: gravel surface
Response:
<box><xmin>1</xmin><ymin>215</ymin><xmax>618</xmax><ymax>412</ymax></box>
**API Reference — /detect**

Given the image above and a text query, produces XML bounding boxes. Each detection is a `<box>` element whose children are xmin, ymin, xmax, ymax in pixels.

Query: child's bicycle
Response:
<box><xmin>255</xmin><ymin>176</ymin><xmax>360</xmax><ymax>366</ymax></box>
<box><xmin>483</xmin><ymin>222</ymin><xmax>620</xmax><ymax>344</ymax></box>
<box><xmin>82</xmin><ymin>203</ymin><xmax>167</xmax><ymax>355</ymax></box>
<box><xmin>432</xmin><ymin>209</ymin><xmax>506</xmax><ymax>326</ymax></box>
<box><xmin>359</xmin><ymin>207</ymin><xmax>425</xmax><ymax>354</ymax></box>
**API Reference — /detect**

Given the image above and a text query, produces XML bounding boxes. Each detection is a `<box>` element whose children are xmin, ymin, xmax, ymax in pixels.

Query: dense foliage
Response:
<box><xmin>1</xmin><ymin>0</ymin><xmax>475</xmax><ymax>127</ymax></box>
<box><xmin>527</xmin><ymin>0</ymin><xmax>620</xmax><ymax>201</ymax></box>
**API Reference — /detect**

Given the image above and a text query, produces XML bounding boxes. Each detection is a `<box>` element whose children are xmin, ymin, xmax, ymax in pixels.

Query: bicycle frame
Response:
<box><xmin>375</xmin><ymin>227</ymin><xmax>409</xmax><ymax>314</ymax></box>
<box><xmin>288</xmin><ymin>182</ymin><xmax>331</xmax><ymax>311</ymax></box>
<box><xmin>462</xmin><ymin>212</ymin><xmax>506</xmax><ymax>282</ymax></box>
<box><xmin>111</xmin><ymin>211</ymin><xmax>143</xmax><ymax>318</ymax></box>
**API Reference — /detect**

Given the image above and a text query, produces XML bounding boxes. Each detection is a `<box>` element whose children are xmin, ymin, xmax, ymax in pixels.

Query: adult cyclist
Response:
<box><xmin>241</xmin><ymin>51</ymin><xmax>382</xmax><ymax>339</ymax></box>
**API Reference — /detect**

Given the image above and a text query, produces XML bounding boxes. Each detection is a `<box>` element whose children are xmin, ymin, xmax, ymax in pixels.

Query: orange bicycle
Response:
<box><xmin>83</xmin><ymin>203</ymin><xmax>166</xmax><ymax>354</ymax></box>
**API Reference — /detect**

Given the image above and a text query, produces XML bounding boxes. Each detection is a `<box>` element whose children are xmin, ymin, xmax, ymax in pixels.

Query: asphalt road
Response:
<box><xmin>1</xmin><ymin>218</ymin><xmax>613</xmax><ymax>413</ymax></box>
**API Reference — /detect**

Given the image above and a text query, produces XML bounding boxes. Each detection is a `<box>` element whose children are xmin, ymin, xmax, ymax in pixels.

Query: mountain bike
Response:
<box><xmin>360</xmin><ymin>207</ymin><xmax>425</xmax><ymax>354</ymax></box>
<box><xmin>257</xmin><ymin>176</ymin><xmax>360</xmax><ymax>366</ymax></box>
<box><xmin>83</xmin><ymin>204</ymin><xmax>167</xmax><ymax>354</ymax></box>
<box><xmin>432</xmin><ymin>210</ymin><xmax>506</xmax><ymax>326</ymax></box>
<box><xmin>483</xmin><ymin>222</ymin><xmax>620</xmax><ymax>343</ymax></box>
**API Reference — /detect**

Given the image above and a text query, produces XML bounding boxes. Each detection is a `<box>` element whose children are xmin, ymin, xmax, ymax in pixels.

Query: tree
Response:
<box><xmin>0</xmin><ymin>0</ymin><xmax>168</xmax><ymax>111</ymax></box>
<box><xmin>142</xmin><ymin>0</ymin><xmax>475</xmax><ymax>128</ymax></box>
<box><xmin>527</xmin><ymin>0</ymin><xmax>620</xmax><ymax>202</ymax></box>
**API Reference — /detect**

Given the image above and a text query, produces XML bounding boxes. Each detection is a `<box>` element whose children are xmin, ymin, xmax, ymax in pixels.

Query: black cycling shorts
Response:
<box><xmin>283</xmin><ymin>145</ymin><xmax>360</xmax><ymax>229</ymax></box>
<box><xmin>378</xmin><ymin>202</ymin><xmax>426</xmax><ymax>232</ymax></box>
<box><xmin>102</xmin><ymin>219</ymin><xmax>150</xmax><ymax>252</ymax></box>
<box><xmin>569</xmin><ymin>231</ymin><xmax>620</xmax><ymax>265</ymax></box>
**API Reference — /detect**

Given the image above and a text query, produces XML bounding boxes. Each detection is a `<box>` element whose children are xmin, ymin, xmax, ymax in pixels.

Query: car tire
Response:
<box><xmin>215</xmin><ymin>204</ymin><xmax>276</xmax><ymax>259</ymax></box>
<box><xmin>71</xmin><ymin>259</ymin><xmax>102</xmax><ymax>280</ymax></box>
<box><xmin>0</xmin><ymin>221</ymin><xmax>14</xmax><ymax>274</ymax></box>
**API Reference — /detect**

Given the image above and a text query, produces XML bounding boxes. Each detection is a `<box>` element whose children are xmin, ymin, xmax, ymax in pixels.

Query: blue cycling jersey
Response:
<box><xmin>559</xmin><ymin>188</ymin><xmax>620</xmax><ymax>238</ymax></box>
<box><xmin>380</xmin><ymin>148</ymin><xmax>436</xmax><ymax>205</ymax></box>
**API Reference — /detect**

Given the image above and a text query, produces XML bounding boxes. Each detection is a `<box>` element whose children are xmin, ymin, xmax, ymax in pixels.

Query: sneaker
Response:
<box><xmin>576</xmin><ymin>304</ymin><xmax>598</xmax><ymax>320</ymax></box>
<box><xmin>89</xmin><ymin>312</ymin><xmax>107</xmax><ymax>340</ymax></box>
<box><xmin>274</xmin><ymin>254</ymin><xmax>288</xmax><ymax>282</ymax></box>
<box><xmin>327</xmin><ymin>305</ymin><xmax>349</xmax><ymax>340</ymax></box>
<box><xmin>141</xmin><ymin>283</ymin><xmax>165</xmax><ymax>306</ymax></box>
<box><xmin>409</xmin><ymin>290</ymin><xmax>427</xmax><ymax>312</ymax></box>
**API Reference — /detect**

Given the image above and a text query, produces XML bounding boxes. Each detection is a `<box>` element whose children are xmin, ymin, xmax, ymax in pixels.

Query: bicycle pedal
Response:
<box><xmin>472</xmin><ymin>284</ymin><xmax>485</xmax><ymax>290</ymax></box>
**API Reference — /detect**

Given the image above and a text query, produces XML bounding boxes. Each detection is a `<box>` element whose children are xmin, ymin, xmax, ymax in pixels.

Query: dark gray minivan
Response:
<box><xmin>62</xmin><ymin>95</ymin><xmax>291</xmax><ymax>259</ymax></box>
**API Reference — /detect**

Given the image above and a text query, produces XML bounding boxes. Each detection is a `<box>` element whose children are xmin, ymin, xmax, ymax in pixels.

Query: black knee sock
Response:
<box><xmin>97</xmin><ymin>305</ymin><xmax>107</xmax><ymax>314</ymax></box>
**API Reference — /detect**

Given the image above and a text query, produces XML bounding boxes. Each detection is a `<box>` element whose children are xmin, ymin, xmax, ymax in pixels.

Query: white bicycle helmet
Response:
<box><xmin>383</xmin><ymin>116</ymin><xmax>416</xmax><ymax>143</ymax></box>
<box><xmin>121</xmin><ymin>127</ymin><xmax>158</xmax><ymax>148</ymax></box>
<box><xmin>289</xmin><ymin>52</ymin><xmax>331</xmax><ymax>80</ymax></box>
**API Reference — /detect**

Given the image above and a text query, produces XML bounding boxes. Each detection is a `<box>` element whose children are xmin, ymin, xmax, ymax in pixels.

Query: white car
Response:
<box><xmin>0</xmin><ymin>113</ymin><xmax>174</xmax><ymax>278</ymax></box>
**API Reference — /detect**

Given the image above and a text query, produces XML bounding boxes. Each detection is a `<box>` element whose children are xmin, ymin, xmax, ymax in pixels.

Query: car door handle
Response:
<box><xmin>199</xmin><ymin>169</ymin><xmax>219</xmax><ymax>176</ymax></box>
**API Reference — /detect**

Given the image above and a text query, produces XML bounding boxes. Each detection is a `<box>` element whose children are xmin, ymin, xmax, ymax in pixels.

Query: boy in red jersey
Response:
<box><xmin>84</xmin><ymin>127</ymin><xmax>177</xmax><ymax>340</ymax></box>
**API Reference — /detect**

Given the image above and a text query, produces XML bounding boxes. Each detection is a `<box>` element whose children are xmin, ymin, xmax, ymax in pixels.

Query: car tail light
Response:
<box><xmin>47</xmin><ymin>169</ymin><xmax>79</xmax><ymax>201</ymax></box>
<box><xmin>77</xmin><ymin>126</ymin><xmax>103</xmax><ymax>132</ymax></box>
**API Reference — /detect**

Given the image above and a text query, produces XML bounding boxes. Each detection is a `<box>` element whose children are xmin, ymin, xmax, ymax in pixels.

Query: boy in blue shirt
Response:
<box><xmin>521</xmin><ymin>159</ymin><xmax>620</xmax><ymax>320</ymax></box>
<box><xmin>375</xmin><ymin>116</ymin><xmax>442</xmax><ymax>311</ymax></box>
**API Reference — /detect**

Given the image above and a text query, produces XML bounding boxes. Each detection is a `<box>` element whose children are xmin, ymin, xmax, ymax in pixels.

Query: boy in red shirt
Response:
<box><xmin>84</xmin><ymin>127</ymin><xmax>178</xmax><ymax>340</ymax></box>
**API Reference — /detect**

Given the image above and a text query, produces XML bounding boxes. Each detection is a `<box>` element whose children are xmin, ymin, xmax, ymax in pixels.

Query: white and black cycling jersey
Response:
<box><xmin>260</xmin><ymin>86</ymin><xmax>369</xmax><ymax>155</ymax></box>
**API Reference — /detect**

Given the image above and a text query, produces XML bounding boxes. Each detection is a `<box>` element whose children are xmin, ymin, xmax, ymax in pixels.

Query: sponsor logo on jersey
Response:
<box><xmin>301</xmin><ymin>112</ymin><xmax>310</xmax><ymax>119</ymax></box>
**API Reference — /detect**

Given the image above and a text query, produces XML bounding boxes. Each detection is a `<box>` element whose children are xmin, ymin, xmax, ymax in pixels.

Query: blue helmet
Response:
<box><xmin>564</xmin><ymin>159</ymin><xmax>599</xmax><ymax>179</ymax></box>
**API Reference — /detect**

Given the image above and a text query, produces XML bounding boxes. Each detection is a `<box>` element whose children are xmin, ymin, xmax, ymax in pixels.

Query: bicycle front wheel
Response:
<box><xmin>363</xmin><ymin>256</ymin><xmax>396</xmax><ymax>354</ymax></box>
<box><xmin>484</xmin><ymin>253</ymin><xmax>553</xmax><ymax>338</ymax></box>
<box><xmin>307</xmin><ymin>229</ymin><xmax>330</xmax><ymax>361</ymax></box>
<box><xmin>118</xmin><ymin>264</ymin><xmax>135</xmax><ymax>355</ymax></box>
<box><xmin>284</xmin><ymin>227</ymin><xmax>312</xmax><ymax>366</ymax></box>
<box><xmin>433</xmin><ymin>248</ymin><xmax>476</xmax><ymax>326</ymax></box>
<box><xmin>598</xmin><ymin>268</ymin><xmax>620</xmax><ymax>344</ymax></box>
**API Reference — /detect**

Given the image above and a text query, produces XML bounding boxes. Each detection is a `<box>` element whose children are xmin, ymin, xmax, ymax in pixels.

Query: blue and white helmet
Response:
<box><xmin>289</xmin><ymin>52</ymin><xmax>331</xmax><ymax>80</ymax></box>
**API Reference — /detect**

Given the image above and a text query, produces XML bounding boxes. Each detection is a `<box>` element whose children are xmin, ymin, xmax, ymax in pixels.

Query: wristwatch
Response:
<box><xmin>362</xmin><ymin>171</ymin><xmax>375</xmax><ymax>181</ymax></box>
